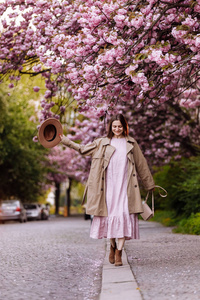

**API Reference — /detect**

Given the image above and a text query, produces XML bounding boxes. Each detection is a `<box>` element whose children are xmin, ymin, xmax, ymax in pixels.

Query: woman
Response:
<box><xmin>59</xmin><ymin>114</ymin><xmax>155</xmax><ymax>266</ymax></box>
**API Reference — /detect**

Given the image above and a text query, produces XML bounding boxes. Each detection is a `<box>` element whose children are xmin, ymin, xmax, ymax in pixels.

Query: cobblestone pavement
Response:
<box><xmin>125</xmin><ymin>221</ymin><xmax>200</xmax><ymax>300</ymax></box>
<box><xmin>0</xmin><ymin>216</ymin><xmax>105</xmax><ymax>300</ymax></box>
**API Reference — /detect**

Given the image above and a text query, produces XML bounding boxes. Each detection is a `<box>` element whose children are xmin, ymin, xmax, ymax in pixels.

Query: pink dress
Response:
<box><xmin>90</xmin><ymin>137</ymin><xmax>139</xmax><ymax>240</ymax></box>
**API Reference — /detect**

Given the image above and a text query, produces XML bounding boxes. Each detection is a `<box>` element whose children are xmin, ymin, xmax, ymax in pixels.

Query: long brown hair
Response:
<box><xmin>107</xmin><ymin>114</ymin><xmax>129</xmax><ymax>138</ymax></box>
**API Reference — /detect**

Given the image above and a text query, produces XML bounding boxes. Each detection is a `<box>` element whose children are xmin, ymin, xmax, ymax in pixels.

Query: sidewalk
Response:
<box><xmin>100</xmin><ymin>241</ymin><xmax>142</xmax><ymax>300</ymax></box>
<box><xmin>99</xmin><ymin>220</ymin><xmax>200</xmax><ymax>300</ymax></box>
<box><xmin>125</xmin><ymin>221</ymin><xmax>200</xmax><ymax>300</ymax></box>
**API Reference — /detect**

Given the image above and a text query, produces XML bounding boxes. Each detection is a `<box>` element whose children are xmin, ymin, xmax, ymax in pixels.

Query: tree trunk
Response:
<box><xmin>55</xmin><ymin>182</ymin><xmax>60</xmax><ymax>215</ymax></box>
<box><xmin>66</xmin><ymin>178</ymin><xmax>72</xmax><ymax>217</ymax></box>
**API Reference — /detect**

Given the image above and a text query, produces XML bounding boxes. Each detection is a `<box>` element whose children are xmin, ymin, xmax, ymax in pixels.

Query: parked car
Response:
<box><xmin>23</xmin><ymin>203</ymin><xmax>42</xmax><ymax>220</ymax></box>
<box><xmin>0</xmin><ymin>200</ymin><xmax>27</xmax><ymax>224</ymax></box>
<box><xmin>24</xmin><ymin>203</ymin><xmax>49</xmax><ymax>221</ymax></box>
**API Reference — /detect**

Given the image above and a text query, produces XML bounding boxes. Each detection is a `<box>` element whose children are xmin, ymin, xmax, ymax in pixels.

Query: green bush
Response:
<box><xmin>151</xmin><ymin>210</ymin><xmax>179</xmax><ymax>227</ymax></box>
<box><xmin>173</xmin><ymin>213</ymin><xmax>200</xmax><ymax>235</ymax></box>
<box><xmin>153</xmin><ymin>156</ymin><xmax>200</xmax><ymax>217</ymax></box>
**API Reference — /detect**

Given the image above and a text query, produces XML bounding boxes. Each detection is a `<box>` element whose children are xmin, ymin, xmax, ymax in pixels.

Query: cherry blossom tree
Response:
<box><xmin>67</xmin><ymin>100</ymin><xmax>199</xmax><ymax>171</ymax></box>
<box><xmin>0</xmin><ymin>0</ymin><xmax>200</xmax><ymax>172</ymax></box>
<box><xmin>1</xmin><ymin>0</ymin><xmax>200</xmax><ymax>108</ymax></box>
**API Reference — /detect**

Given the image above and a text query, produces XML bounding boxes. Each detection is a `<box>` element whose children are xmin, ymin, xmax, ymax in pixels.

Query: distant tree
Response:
<box><xmin>0</xmin><ymin>87</ymin><xmax>48</xmax><ymax>202</ymax></box>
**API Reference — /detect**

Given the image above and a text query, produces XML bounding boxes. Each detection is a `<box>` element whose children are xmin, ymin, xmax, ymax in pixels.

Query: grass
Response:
<box><xmin>151</xmin><ymin>210</ymin><xmax>200</xmax><ymax>235</ymax></box>
<box><xmin>150</xmin><ymin>210</ymin><xmax>179</xmax><ymax>227</ymax></box>
<box><xmin>173</xmin><ymin>213</ymin><xmax>200</xmax><ymax>235</ymax></box>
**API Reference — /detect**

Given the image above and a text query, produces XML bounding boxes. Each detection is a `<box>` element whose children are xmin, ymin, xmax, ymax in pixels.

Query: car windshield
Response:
<box><xmin>24</xmin><ymin>204</ymin><xmax>37</xmax><ymax>209</ymax></box>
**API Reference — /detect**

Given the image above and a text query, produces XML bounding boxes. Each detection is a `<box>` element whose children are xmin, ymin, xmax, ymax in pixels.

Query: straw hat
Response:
<box><xmin>38</xmin><ymin>118</ymin><xmax>63</xmax><ymax>148</ymax></box>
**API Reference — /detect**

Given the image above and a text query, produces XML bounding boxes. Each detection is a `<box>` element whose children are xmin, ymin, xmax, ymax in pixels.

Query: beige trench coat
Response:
<box><xmin>62</xmin><ymin>135</ymin><xmax>155</xmax><ymax>216</ymax></box>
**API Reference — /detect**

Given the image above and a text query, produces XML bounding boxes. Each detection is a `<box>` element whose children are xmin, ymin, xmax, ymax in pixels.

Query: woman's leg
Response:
<box><xmin>110</xmin><ymin>238</ymin><xmax>116</xmax><ymax>248</ymax></box>
<box><xmin>117</xmin><ymin>237</ymin><xmax>125</xmax><ymax>250</ymax></box>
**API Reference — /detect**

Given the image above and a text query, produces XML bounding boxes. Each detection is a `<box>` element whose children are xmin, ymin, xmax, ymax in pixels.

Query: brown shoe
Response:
<box><xmin>109</xmin><ymin>243</ymin><xmax>116</xmax><ymax>264</ymax></box>
<box><xmin>115</xmin><ymin>249</ymin><xmax>123</xmax><ymax>266</ymax></box>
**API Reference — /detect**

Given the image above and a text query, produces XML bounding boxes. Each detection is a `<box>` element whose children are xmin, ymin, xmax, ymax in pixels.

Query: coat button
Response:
<box><xmin>101</xmin><ymin>188</ymin><xmax>103</xmax><ymax>191</ymax></box>
<box><xmin>134</xmin><ymin>185</ymin><xmax>137</xmax><ymax>188</ymax></box>
<box><xmin>133</xmin><ymin>174</ymin><xmax>136</xmax><ymax>177</ymax></box>
<box><xmin>132</xmin><ymin>162</ymin><xmax>134</xmax><ymax>165</ymax></box>
<box><xmin>102</xmin><ymin>177</ymin><xmax>104</xmax><ymax>180</ymax></box>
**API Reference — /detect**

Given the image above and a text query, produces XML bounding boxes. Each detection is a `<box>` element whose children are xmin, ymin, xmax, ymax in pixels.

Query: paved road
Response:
<box><xmin>1</xmin><ymin>217</ymin><xmax>200</xmax><ymax>300</ymax></box>
<box><xmin>0</xmin><ymin>216</ymin><xmax>105</xmax><ymax>300</ymax></box>
<box><xmin>125</xmin><ymin>221</ymin><xmax>200</xmax><ymax>300</ymax></box>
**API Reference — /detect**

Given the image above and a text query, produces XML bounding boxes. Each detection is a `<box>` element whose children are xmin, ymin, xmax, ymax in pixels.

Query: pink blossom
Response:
<box><xmin>125</xmin><ymin>64</ymin><xmax>138</xmax><ymax>76</ymax></box>
<box><xmin>32</xmin><ymin>64</ymin><xmax>42</xmax><ymax>72</ymax></box>
<box><xmin>189</xmin><ymin>101</ymin><xmax>198</xmax><ymax>108</ymax></box>
<box><xmin>65</xmin><ymin>49</ymin><xmax>74</xmax><ymax>59</ymax></box>
<box><xmin>180</xmin><ymin>99</ymin><xmax>190</xmax><ymax>108</ymax></box>
<box><xmin>179</xmin><ymin>125</ymin><xmax>191</xmax><ymax>137</ymax></box>
<box><xmin>90</xmin><ymin>15</ymin><xmax>102</xmax><ymax>27</ymax></box>
<box><xmin>60</xmin><ymin>106</ymin><xmax>65</xmax><ymax>113</ymax></box>
<box><xmin>33</xmin><ymin>86</ymin><xmax>40</xmax><ymax>92</ymax></box>
<box><xmin>8</xmin><ymin>83</ymin><xmax>14</xmax><ymax>88</ymax></box>
<box><xmin>68</xmin><ymin>69</ymin><xmax>79</xmax><ymax>81</ymax></box>
<box><xmin>172</xmin><ymin>28</ymin><xmax>187</xmax><ymax>40</ymax></box>
<box><xmin>102</xmin><ymin>3</ymin><xmax>119</xmax><ymax>16</ymax></box>
<box><xmin>194</xmin><ymin>4</ymin><xmax>200</xmax><ymax>13</ymax></box>
<box><xmin>44</xmin><ymin>90</ymin><xmax>52</xmax><ymax>99</ymax></box>
<box><xmin>195</xmin><ymin>36</ymin><xmax>200</xmax><ymax>48</ymax></box>
<box><xmin>130</xmin><ymin>72</ymin><xmax>149</xmax><ymax>91</ymax></box>
<box><xmin>130</xmin><ymin>16</ymin><xmax>144</xmax><ymax>29</ymax></box>
<box><xmin>1</xmin><ymin>19</ymin><xmax>8</xmax><ymax>29</ymax></box>
<box><xmin>194</xmin><ymin>100</ymin><xmax>200</xmax><ymax>106</ymax></box>
<box><xmin>174</xmin><ymin>142</ymin><xmax>180</xmax><ymax>148</ymax></box>
<box><xmin>182</xmin><ymin>16</ymin><xmax>198</xmax><ymax>28</ymax></box>
<box><xmin>33</xmin><ymin>136</ymin><xmax>38</xmax><ymax>142</ymax></box>
<box><xmin>114</xmin><ymin>14</ymin><xmax>126</xmax><ymax>28</ymax></box>
<box><xmin>38</xmin><ymin>21</ymin><xmax>46</xmax><ymax>29</ymax></box>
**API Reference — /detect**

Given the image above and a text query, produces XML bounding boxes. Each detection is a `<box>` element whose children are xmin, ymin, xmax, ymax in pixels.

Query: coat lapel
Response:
<box><xmin>126</xmin><ymin>141</ymin><xmax>134</xmax><ymax>155</ymax></box>
<box><xmin>101</xmin><ymin>136</ymin><xmax>135</xmax><ymax>170</ymax></box>
<box><xmin>126</xmin><ymin>136</ymin><xmax>135</xmax><ymax>156</ymax></box>
<box><xmin>102</xmin><ymin>138</ymin><xmax>115</xmax><ymax>169</ymax></box>
<box><xmin>126</xmin><ymin>136</ymin><xmax>135</xmax><ymax>183</ymax></box>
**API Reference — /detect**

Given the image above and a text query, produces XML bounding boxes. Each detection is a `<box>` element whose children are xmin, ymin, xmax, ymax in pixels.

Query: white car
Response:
<box><xmin>23</xmin><ymin>204</ymin><xmax>42</xmax><ymax>220</ymax></box>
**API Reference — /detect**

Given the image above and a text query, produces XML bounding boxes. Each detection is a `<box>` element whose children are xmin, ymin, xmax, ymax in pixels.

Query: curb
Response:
<box><xmin>100</xmin><ymin>241</ymin><xmax>142</xmax><ymax>300</ymax></box>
